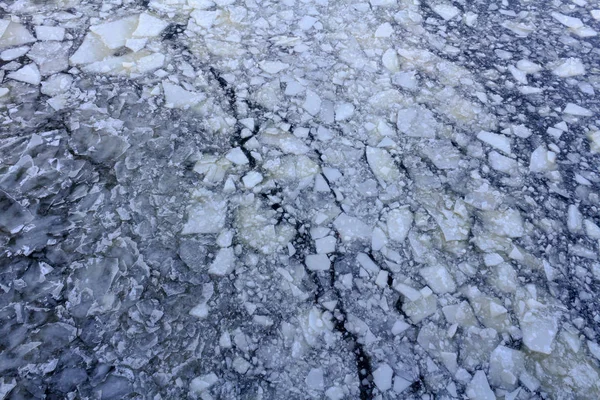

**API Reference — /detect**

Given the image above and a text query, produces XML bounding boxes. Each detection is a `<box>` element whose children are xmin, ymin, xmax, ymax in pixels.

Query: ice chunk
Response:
<box><xmin>529</xmin><ymin>146</ymin><xmax>556</xmax><ymax>173</ymax></box>
<box><xmin>419</xmin><ymin>265</ymin><xmax>456</xmax><ymax>294</ymax></box>
<box><xmin>190</xmin><ymin>373</ymin><xmax>218</xmax><ymax>394</ymax></box>
<box><xmin>0</xmin><ymin>22</ymin><xmax>36</xmax><ymax>49</ymax></box>
<box><xmin>305</xmin><ymin>368</ymin><xmax>324</xmax><ymax>390</ymax></box>
<box><xmin>366</xmin><ymin>146</ymin><xmax>400</xmax><ymax>184</ymax></box>
<box><xmin>482</xmin><ymin>208</ymin><xmax>524</xmax><ymax>238</ymax></box>
<box><xmin>477</xmin><ymin>131</ymin><xmax>511</xmax><ymax>154</ymax></box>
<box><xmin>334</xmin><ymin>103</ymin><xmax>355</xmax><ymax>121</ymax></box>
<box><xmin>90</xmin><ymin>15</ymin><xmax>139</xmax><ymax>49</ymax></box>
<box><xmin>386</xmin><ymin>208</ymin><xmax>413</xmax><ymax>243</ymax></box>
<box><xmin>516</xmin><ymin>59</ymin><xmax>541</xmax><ymax>73</ymax></box>
<box><xmin>305</xmin><ymin>254</ymin><xmax>330</xmax><ymax>271</ymax></box>
<box><xmin>563</xmin><ymin>103</ymin><xmax>593</xmax><ymax>117</ymax></box>
<box><xmin>489</xmin><ymin>345</ymin><xmax>525</xmax><ymax>389</ymax></box>
<box><xmin>259</xmin><ymin>61</ymin><xmax>289</xmax><ymax>74</ymax></box>
<box><xmin>7</xmin><ymin>63</ymin><xmax>41</xmax><ymax>85</ymax></box>
<box><xmin>370</xmin><ymin>0</ymin><xmax>397</xmax><ymax>6</ymax></box>
<box><xmin>132</xmin><ymin>13</ymin><xmax>168</xmax><ymax>37</ymax></box>
<box><xmin>208</xmin><ymin>247</ymin><xmax>235</xmax><ymax>276</ymax></box>
<box><xmin>466</xmin><ymin>371</ymin><xmax>495</xmax><ymax>400</ymax></box>
<box><xmin>315</xmin><ymin>236</ymin><xmax>336</xmax><ymax>254</ymax></box>
<box><xmin>333</xmin><ymin>213</ymin><xmax>371</xmax><ymax>241</ymax></box>
<box><xmin>242</xmin><ymin>171</ymin><xmax>263</xmax><ymax>188</ymax></box>
<box><xmin>382</xmin><ymin>49</ymin><xmax>400</xmax><ymax>72</ymax></box>
<box><xmin>303</xmin><ymin>90</ymin><xmax>321</xmax><ymax>115</ymax></box>
<box><xmin>397</xmin><ymin>106</ymin><xmax>437</xmax><ymax>137</ymax></box>
<box><xmin>375</xmin><ymin>22</ymin><xmax>394</xmax><ymax>37</ymax></box>
<box><xmin>1</xmin><ymin>45</ymin><xmax>29</xmax><ymax>61</ymax></box>
<box><xmin>432</xmin><ymin>4</ymin><xmax>460</xmax><ymax>21</ymax></box>
<box><xmin>225</xmin><ymin>147</ymin><xmax>249</xmax><ymax>165</ymax></box>
<box><xmin>163</xmin><ymin>82</ymin><xmax>204</xmax><ymax>108</ymax></box>
<box><xmin>519</xmin><ymin>302</ymin><xmax>558</xmax><ymax>354</ymax></box>
<box><xmin>373</xmin><ymin>363</ymin><xmax>393</xmax><ymax>392</ymax></box>
<box><xmin>70</xmin><ymin>33</ymin><xmax>113</xmax><ymax>65</ymax></box>
<box><xmin>35</xmin><ymin>26</ymin><xmax>65</xmax><ymax>41</ymax></box>
<box><xmin>553</xmin><ymin>58</ymin><xmax>585</xmax><ymax>77</ymax></box>
<box><xmin>489</xmin><ymin>151</ymin><xmax>518</xmax><ymax>174</ymax></box>
<box><xmin>551</xmin><ymin>12</ymin><xmax>583</xmax><ymax>28</ymax></box>
<box><xmin>182</xmin><ymin>193</ymin><xmax>227</xmax><ymax>234</ymax></box>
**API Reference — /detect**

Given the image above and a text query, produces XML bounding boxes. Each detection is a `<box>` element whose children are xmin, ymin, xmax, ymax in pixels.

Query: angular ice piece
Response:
<box><xmin>298</xmin><ymin>16</ymin><xmax>317</xmax><ymax>30</ymax></box>
<box><xmin>90</xmin><ymin>15</ymin><xmax>139</xmax><ymax>49</ymax></box>
<box><xmin>373</xmin><ymin>363</ymin><xmax>393</xmax><ymax>392</ymax></box>
<box><xmin>35</xmin><ymin>26</ymin><xmax>65</xmax><ymax>41</ymax></box>
<box><xmin>305</xmin><ymin>254</ymin><xmax>330</xmax><ymax>271</ymax></box>
<box><xmin>432</xmin><ymin>4</ymin><xmax>460</xmax><ymax>21</ymax></box>
<box><xmin>482</xmin><ymin>208</ymin><xmax>524</xmax><ymax>238</ymax></box>
<box><xmin>333</xmin><ymin>213</ymin><xmax>371</xmax><ymax>241</ymax></box>
<box><xmin>466</xmin><ymin>371</ymin><xmax>495</xmax><ymax>400</ymax></box>
<box><xmin>305</xmin><ymin>368</ymin><xmax>324</xmax><ymax>390</ymax></box>
<box><xmin>519</xmin><ymin>304</ymin><xmax>558</xmax><ymax>354</ymax></box>
<box><xmin>386</xmin><ymin>208</ymin><xmax>413</xmax><ymax>242</ymax></box>
<box><xmin>489</xmin><ymin>345</ymin><xmax>525</xmax><ymax>389</ymax></box>
<box><xmin>225</xmin><ymin>147</ymin><xmax>249</xmax><ymax>165</ymax></box>
<box><xmin>366</xmin><ymin>146</ymin><xmax>400</xmax><ymax>184</ymax></box>
<box><xmin>511</xmin><ymin>124</ymin><xmax>532</xmax><ymax>138</ymax></box>
<box><xmin>382</xmin><ymin>49</ymin><xmax>400</xmax><ymax>72</ymax></box>
<box><xmin>132</xmin><ymin>13</ymin><xmax>168</xmax><ymax>37</ymax></box>
<box><xmin>190</xmin><ymin>373</ymin><xmax>218</xmax><ymax>394</ymax></box>
<box><xmin>419</xmin><ymin>265</ymin><xmax>456</xmax><ymax>294</ymax></box>
<box><xmin>259</xmin><ymin>61</ymin><xmax>289</xmax><ymax>74</ymax></box>
<box><xmin>477</xmin><ymin>130</ymin><xmax>511</xmax><ymax>154</ymax></box>
<box><xmin>563</xmin><ymin>103</ymin><xmax>593</xmax><ymax>116</ymax></box>
<box><xmin>553</xmin><ymin>58</ymin><xmax>585</xmax><ymax>77</ymax></box>
<box><xmin>551</xmin><ymin>12</ymin><xmax>583</xmax><ymax>28</ymax></box>
<box><xmin>315</xmin><ymin>236</ymin><xmax>336</xmax><ymax>254</ymax></box>
<box><xmin>1</xmin><ymin>45</ymin><xmax>29</xmax><ymax>60</ymax></box>
<box><xmin>397</xmin><ymin>106</ymin><xmax>437</xmax><ymax>137</ymax></box>
<box><xmin>208</xmin><ymin>247</ymin><xmax>235</xmax><ymax>276</ymax></box>
<box><xmin>375</xmin><ymin>22</ymin><xmax>394</xmax><ymax>37</ymax></box>
<box><xmin>8</xmin><ymin>63</ymin><xmax>41</xmax><ymax>85</ymax></box>
<box><xmin>70</xmin><ymin>33</ymin><xmax>113</xmax><ymax>65</ymax></box>
<box><xmin>516</xmin><ymin>59</ymin><xmax>542</xmax><ymax>73</ymax></box>
<box><xmin>303</xmin><ymin>90</ymin><xmax>321</xmax><ymax>115</ymax></box>
<box><xmin>334</xmin><ymin>103</ymin><xmax>355</xmax><ymax>121</ymax></box>
<box><xmin>182</xmin><ymin>195</ymin><xmax>227</xmax><ymax>234</ymax></box>
<box><xmin>370</xmin><ymin>0</ymin><xmax>397</xmax><ymax>6</ymax></box>
<box><xmin>163</xmin><ymin>82</ymin><xmax>204</xmax><ymax>108</ymax></box>
<box><xmin>529</xmin><ymin>146</ymin><xmax>556</xmax><ymax>172</ymax></box>
<box><xmin>402</xmin><ymin>292</ymin><xmax>437</xmax><ymax>323</ymax></box>
<box><xmin>242</xmin><ymin>171</ymin><xmax>263</xmax><ymax>188</ymax></box>
<box><xmin>489</xmin><ymin>151</ymin><xmax>518</xmax><ymax>174</ymax></box>
<box><xmin>0</xmin><ymin>22</ymin><xmax>36</xmax><ymax>50</ymax></box>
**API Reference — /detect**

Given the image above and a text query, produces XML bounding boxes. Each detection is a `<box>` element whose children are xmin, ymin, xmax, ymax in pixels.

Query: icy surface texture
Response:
<box><xmin>0</xmin><ymin>0</ymin><xmax>600</xmax><ymax>399</ymax></box>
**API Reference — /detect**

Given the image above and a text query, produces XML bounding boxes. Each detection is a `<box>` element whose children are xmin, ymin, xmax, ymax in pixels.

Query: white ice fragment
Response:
<box><xmin>334</xmin><ymin>103</ymin><xmax>355</xmax><ymax>121</ymax></box>
<box><xmin>0</xmin><ymin>19</ymin><xmax>9</xmax><ymax>37</ymax></box>
<box><xmin>466</xmin><ymin>371</ymin><xmax>495</xmax><ymax>400</ymax></box>
<box><xmin>392</xmin><ymin>320</ymin><xmax>410</xmax><ymax>335</ymax></box>
<box><xmin>375</xmin><ymin>22</ymin><xmax>394</xmax><ymax>37</ymax></box>
<box><xmin>483</xmin><ymin>208</ymin><xmax>524</xmax><ymax>238</ymax></box>
<box><xmin>584</xmin><ymin>219</ymin><xmax>600</xmax><ymax>240</ymax></box>
<box><xmin>393</xmin><ymin>376</ymin><xmax>412</xmax><ymax>393</ymax></box>
<box><xmin>325</xmin><ymin>386</ymin><xmax>344</xmax><ymax>400</ymax></box>
<box><xmin>375</xmin><ymin>270</ymin><xmax>389</xmax><ymax>288</ymax></box>
<box><xmin>225</xmin><ymin>147</ymin><xmax>249</xmax><ymax>165</ymax></box>
<box><xmin>592</xmin><ymin>10</ymin><xmax>600</xmax><ymax>20</ymax></box>
<box><xmin>303</xmin><ymin>90</ymin><xmax>321</xmax><ymax>115</ymax></box>
<box><xmin>182</xmin><ymin>196</ymin><xmax>226</xmax><ymax>235</ymax></box>
<box><xmin>305</xmin><ymin>368</ymin><xmax>324</xmax><ymax>391</ymax></box>
<box><xmin>189</xmin><ymin>303</ymin><xmax>209</xmax><ymax>319</ymax></box>
<box><xmin>419</xmin><ymin>265</ymin><xmax>456</xmax><ymax>294</ymax></box>
<box><xmin>488</xmin><ymin>346</ymin><xmax>525</xmax><ymax>389</ymax></box>
<box><xmin>508</xmin><ymin>65</ymin><xmax>527</xmax><ymax>84</ymax></box>
<box><xmin>0</xmin><ymin>21</ymin><xmax>36</xmax><ymax>49</ymax></box>
<box><xmin>553</xmin><ymin>58</ymin><xmax>585</xmax><ymax>77</ymax></box>
<box><xmin>516</xmin><ymin>59</ymin><xmax>542</xmax><ymax>74</ymax></box>
<box><xmin>1</xmin><ymin>45</ymin><xmax>29</xmax><ymax>61</ymax></box>
<box><xmin>394</xmin><ymin>283</ymin><xmax>422</xmax><ymax>301</ymax></box>
<box><xmin>366</xmin><ymin>146</ymin><xmax>400</xmax><ymax>184</ymax></box>
<box><xmin>298</xmin><ymin>16</ymin><xmax>317</xmax><ymax>30</ymax></box>
<box><xmin>90</xmin><ymin>15</ymin><xmax>139</xmax><ymax>49</ymax></box>
<box><xmin>563</xmin><ymin>103</ymin><xmax>593</xmax><ymax>117</ymax></box>
<box><xmin>382</xmin><ymin>48</ymin><xmax>400</xmax><ymax>72</ymax></box>
<box><xmin>386</xmin><ymin>208</ymin><xmax>413</xmax><ymax>243</ymax></box>
<box><xmin>463</xmin><ymin>12</ymin><xmax>478</xmax><ymax>27</ymax></box>
<box><xmin>163</xmin><ymin>82</ymin><xmax>204</xmax><ymax>108</ymax></box>
<box><xmin>551</xmin><ymin>12</ymin><xmax>583</xmax><ymax>28</ymax></box>
<box><xmin>569</xmin><ymin>25</ymin><xmax>597</xmax><ymax>37</ymax></box>
<box><xmin>7</xmin><ymin>63</ymin><xmax>41</xmax><ymax>85</ymax></box>
<box><xmin>370</xmin><ymin>0</ymin><xmax>397</xmax><ymax>6</ymax></box>
<box><xmin>132</xmin><ymin>13</ymin><xmax>168</xmax><ymax>37</ymax></box>
<box><xmin>315</xmin><ymin>236</ymin><xmax>336</xmax><ymax>254</ymax></box>
<box><xmin>208</xmin><ymin>247</ymin><xmax>235</xmax><ymax>276</ymax></box>
<box><xmin>0</xmin><ymin>87</ymin><xmax>8</xmax><ymax>97</ymax></box>
<box><xmin>69</xmin><ymin>33</ymin><xmax>112</xmax><ymax>65</ymax></box>
<box><xmin>259</xmin><ymin>61</ymin><xmax>289</xmax><ymax>74</ymax></box>
<box><xmin>190</xmin><ymin>373</ymin><xmax>218</xmax><ymax>394</ymax></box>
<box><xmin>41</xmin><ymin>73</ymin><xmax>72</xmax><ymax>96</ymax></box>
<box><xmin>488</xmin><ymin>151</ymin><xmax>518</xmax><ymax>174</ymax></box>
<box><xmin>242</xmin><ymin>171</ymin><xmax>263</xmax><ymax>189</ymax></box>
<box><xmin>373</xmin><ymin>363</ymin><xmax>393</xmax><ymax>392</ymax></box>
<box><xmin>520</xmin><ymin>305</ymin><xmax>558</xmax><ymax>354</ymax></box>
<box><xmin>529</xmin><ymin>146</ymin><xmax>556</xmax><ymax>173</ymax></box>
<box><xmin>477</xmin><ymin>131</ymin><xmax>512</xmax><ymax>154</ymax></box>
<box><xmin>567</xmin><ymin>205</ymin><xmax>583</xmax><ymax>233</ymax></box>
<box><xmin>232</xmin><ymin>357</ymin><xmax>251</xmax><ymax>374</ymax></box>
<box><xmin>125</xmin><ymin>38</ymin><xmax>147</xmax><ymax>52</ymax></box>
<box><xmin>397</xmin><ymin>106</ymin><xmax>437</xmax><ymax>138</ymax></box>
<box><xmin>191</xmin><ymin>10</ymin><xmax>220</xmax><ymax>28</ymax></box>
<box><xmin>371</xmin><ymin>227</ymin><xmax>388</xmax><ymax>251</ymax></box>
<box><xmin>35</xmin><ymin>26</ymin><xmax>65</xmax><ymax>41</ymax></box>
<box><xmin>305</xmin><ymin>254</ymin><xmax>330</xmax><ymax>271</ymax></box>
<box><xmin>334</xmin><ymin>213</ymin><xmax>371</xmax><ymax>241</ymax></box>
<box><xmin>216</xmin><ymin>230</ymin><xmax>233</xmax><ymax>247</ymax></box>
<box><xmin>511</xmin><ymin>124</ymin><xmax>532</xmax><ymax>138</ymax></box>
<box><xmin>432</xmin><ymin>4</ymin><xmax>460</xmax><ymax>21</ymax></box>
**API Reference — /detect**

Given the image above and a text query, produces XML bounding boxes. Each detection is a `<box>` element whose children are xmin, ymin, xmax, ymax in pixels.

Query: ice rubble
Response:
<box><xmin>1</xmin><ymin>0</ymin><xmax>600</xmax><ymax>398</ymax></box>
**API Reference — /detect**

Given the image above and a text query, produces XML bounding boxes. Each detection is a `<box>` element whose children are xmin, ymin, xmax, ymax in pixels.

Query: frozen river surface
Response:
<box><xmin>1</xmin><ymin>0</ymin><xmax>600</xmax><ymax>399</ymax></box>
